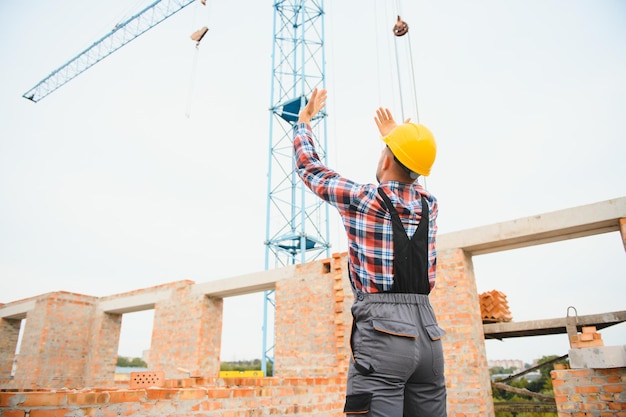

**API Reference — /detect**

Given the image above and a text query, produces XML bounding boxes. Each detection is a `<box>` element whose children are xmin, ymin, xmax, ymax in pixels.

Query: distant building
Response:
<box><xmin>488</xmin><ymin>359</ymin><xmax>525</xmax><ymax>371</ymax></box>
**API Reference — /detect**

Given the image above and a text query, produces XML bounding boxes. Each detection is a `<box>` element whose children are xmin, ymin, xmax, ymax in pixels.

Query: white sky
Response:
<box><xmin>1</xmin><ymin>0</ymin><xmax>624</xmax><ymax>365</ymax></box>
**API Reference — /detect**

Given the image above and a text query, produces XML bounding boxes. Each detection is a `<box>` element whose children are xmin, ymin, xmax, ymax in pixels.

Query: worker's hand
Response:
<box><xmin>298</xmin><ymin>88</ymin><xmax>327</xmax><ymax>124</ymax></box>
<box><xmin>374</xmin><ymin>107</ymin><xmax>410</xmax><ymax>137</ymax></box>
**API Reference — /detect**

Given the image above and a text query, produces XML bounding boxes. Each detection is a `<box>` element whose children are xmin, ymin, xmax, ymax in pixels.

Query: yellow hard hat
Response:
<box><xmin>382</xmin><ymin>122</ymin><xmax>437</xmax><ymax>176</ymax></box>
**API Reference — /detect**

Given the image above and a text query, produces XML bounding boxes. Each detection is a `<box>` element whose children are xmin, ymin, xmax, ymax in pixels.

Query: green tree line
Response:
<box><xmin>491</xmin><ymin>355</ymin><xmax>568</xmax><ymax>417</ymax></box>
<box><xmin>116</xmin><ymin>356</ymin><xmax>148</xmax><ymax>367</ymax></box>
<box><xmin>116</xmin><ymin>356</ymin><xmax>273</xmax><ymax>375</ymax></box>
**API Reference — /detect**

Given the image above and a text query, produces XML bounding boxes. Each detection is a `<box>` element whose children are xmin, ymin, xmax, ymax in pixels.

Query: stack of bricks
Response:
<box><xmin>479</xmin><ymin>290</ymin><xmax>512</xmax><ymax>323</ymax></box>
<box><xmin>569</xmin><ymin>326</ymin><xmax>604</xmax><ymax>348</ymax></box>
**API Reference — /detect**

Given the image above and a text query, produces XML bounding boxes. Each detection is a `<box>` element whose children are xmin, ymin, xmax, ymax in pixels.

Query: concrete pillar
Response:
<box><xmin>0</xmin><ymin>317</ymin><xmax>21</xmax><ymax>382</ymax></box>
<box><xmin>432</xmin><ymin>248</ymin><xmax>494</xmax><ymax>417</ymax></box>
<box><xmin>149</xmin><ymin>281</ymin><xmax>223</xmax><ymax>378</ymax></box>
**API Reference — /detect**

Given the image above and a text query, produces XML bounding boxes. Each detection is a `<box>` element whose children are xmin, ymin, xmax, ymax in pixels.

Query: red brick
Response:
<box><xmin>0</xmin><ymin>393</ymin><xmax>19</xmax><ymax>408</ymax></box>
<box><xmin>577</xmin><ymin>385</ymin><xmax>604</xmax><ymax>396</ymax></box>
<box><xmin>0</xmin><ymin>410</ymin><xmax>26</xmax><ymax>417</ymax></box>
<box><xmin>20</xmin><ymin>392</ymin><xmax>67</xmax><ymax>407</ymax></box>
<box><xmin>178</xmin><ymin>388</ymin><xmax>208</xmax><ymax>400</ymax></box>
<box><xmin>206</xmin><ymin>388</ymin><xmax>231</xmax><ymax>399</ymax></box>
<box><xmin>29</xmin><ymin>409</ymin><xmax>73</xmax><ymax>417</ymax></box>
<box><xmin>67</xmin><ymin>391</ymin><xmax>109</xmax><ymax>405</ymax></box>
<box><xmin>608</xmin><ymin>402</ymin><xmax>626</xmax><ymax>411</ymax></box>
<box><xmin>604</xmin><ymin>384</ymin><xmax>624</xmax><ymax>393</ymax></box>
<box><xmin>107</xmin><ymin>390</ymin><xmax>146</xmax><ymax>403</ymax></box>
<box><xmin>145</xmin><ymin>388</ymin><xmax>179</xmax><ymax>400</ymax></box>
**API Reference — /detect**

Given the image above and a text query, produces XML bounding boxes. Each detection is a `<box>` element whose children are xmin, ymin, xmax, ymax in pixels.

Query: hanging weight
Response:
<box><xmin>393</xmin><ymin>15</ymin><xmax>409</xmax><ymax>37</ymax></box>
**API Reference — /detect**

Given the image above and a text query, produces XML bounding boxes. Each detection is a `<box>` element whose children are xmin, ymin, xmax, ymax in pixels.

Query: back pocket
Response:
<box><xmin>355</xmin><ymin>318</ymin><xmax>418</xmax><ymax>378</ymax></box>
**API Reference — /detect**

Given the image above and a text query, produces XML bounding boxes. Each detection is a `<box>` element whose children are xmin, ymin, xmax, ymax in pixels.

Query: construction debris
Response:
<box><xmin>479</xmin><ymin>290</ymin><xmax>512</xmax><ymax>323</ymax></box>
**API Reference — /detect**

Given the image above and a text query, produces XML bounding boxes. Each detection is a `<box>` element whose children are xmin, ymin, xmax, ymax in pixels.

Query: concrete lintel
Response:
<box><xmin>98</xmin><ymin>289</ymin><xmax>172</xmax><ymax>314</ymax></box>
<box><xmin>438</xmin><ymin>197</ymin><xmax>626</xmax><ymax>255</ymax></box>
<box><xmin>0</xmin><ymin>299</ymin><xmax>36</xmax><ymax>319</ymax></box>
<box><xmin>192</xmin><ymin>265</ymin><xmax>297</xmax><ymax>298</ymax></box>
<box><xmin>569</xmin><ymin>345</ymin><xmax>626</xmax><ymax>369</ymax></box>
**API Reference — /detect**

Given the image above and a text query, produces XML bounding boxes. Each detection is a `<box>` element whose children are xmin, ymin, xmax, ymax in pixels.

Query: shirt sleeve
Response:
<box><xmin>293</xmin><ymin>122</ymin><xmax>360</xmax><ymax>211</ymax></box>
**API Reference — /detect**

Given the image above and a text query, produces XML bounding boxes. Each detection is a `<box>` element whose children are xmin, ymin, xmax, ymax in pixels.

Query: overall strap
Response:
<box><xmin>377</xmin><ymin>187</ymin><xmax>430</xmax><ymax>295</ymax></box>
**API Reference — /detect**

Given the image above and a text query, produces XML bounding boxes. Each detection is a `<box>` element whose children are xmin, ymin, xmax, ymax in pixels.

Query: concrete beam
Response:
<box><xmin>0</xmin><ymin>299</ymin><xmax>36</xmax><ymax>320</ymax></box>
<box><xmin>98</xmin><ymin>289</ymin><xmax>173</xmax><ymax>314</ymax></box>
<box><xmin>438</xmin><ymin>197</ymin><xmax>626</xmax><ymax>255</ymax></box>
<box><xmin>192</xmin><ymin>265</ymin><xmax>297</xmax><ymax>298</ymax></box>
<box><xmin>483</xmin><ymin>310</ymin><xmax>626</xmax><ymax>339</ymax></box>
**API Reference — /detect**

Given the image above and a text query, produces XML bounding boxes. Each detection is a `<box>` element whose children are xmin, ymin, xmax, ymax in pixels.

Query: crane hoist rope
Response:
<box><xmin>391</xmin><ymin>10</ymin><xmax>420</xmax><ymax>125</ymax></box>
<box><xmin>388</xmin><ymin>1</ymin><xmax>428</xmax><ymax>188</ymax></box>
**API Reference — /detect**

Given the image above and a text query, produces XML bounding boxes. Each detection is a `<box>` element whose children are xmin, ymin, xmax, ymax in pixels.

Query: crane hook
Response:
<box><xmin>190</xmin><ymin>26</ymin><xmax>209</xmax><ymax>46</ymax></box>
<box><xmin>393</xmin><ymin>16</ymin><xmax>409</xmax><ymax>37</ymax></box>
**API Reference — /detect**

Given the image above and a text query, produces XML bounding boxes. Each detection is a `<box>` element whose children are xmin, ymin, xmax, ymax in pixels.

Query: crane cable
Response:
<box><xmin>391</xmin><ymin>0</ymin><xmax>421</xmax><ymax>125</ymax></box>
<box><xmin>185</xmin><ymin>0</ymin><xmax>211</xmax><ymax>118</ymax></box>
<box><xmin>389</xmin><ymin>1</ymin><xmax>428</xmax><ymax>188</ymax></box>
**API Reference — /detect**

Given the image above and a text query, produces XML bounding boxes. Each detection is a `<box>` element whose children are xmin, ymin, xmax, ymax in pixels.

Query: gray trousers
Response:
<box><xmin>344</xmin><ymin>292</ymin><xmax>447</xmax><ymax>417</ymax></box>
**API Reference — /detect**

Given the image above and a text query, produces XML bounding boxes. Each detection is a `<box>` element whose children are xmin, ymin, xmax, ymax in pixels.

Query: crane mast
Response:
<box><xmin>262</xmin><ymin>0</ymin><xmax>330</xmax><ymax>374</ymax></box>
<box><xmin>22</xmin><ymin>0</ymin><xmax>197</xmax><ymax>102</ymax></box>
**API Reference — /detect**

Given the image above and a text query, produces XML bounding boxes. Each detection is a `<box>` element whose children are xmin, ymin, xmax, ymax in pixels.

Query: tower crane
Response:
<box><xmin>22</xmin><ymin>0</ymin><xmax>199</xmax><ymax>102</ymax></box>
<box><xmin>22</xmin><ymin>0</ymin><xmax>331</xmax><ymax>376</ymax></box>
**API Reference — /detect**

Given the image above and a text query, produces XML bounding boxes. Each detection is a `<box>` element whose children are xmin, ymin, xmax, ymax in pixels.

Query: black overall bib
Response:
<box><xmin>377</xmin><ymin>187</ymin><xmax>430</xmax><ymax>295</ymax></box>
<box><xmin>344</xmin><ymin>188</ymin><xmax>447</xmax><ymax>417</ymax></box>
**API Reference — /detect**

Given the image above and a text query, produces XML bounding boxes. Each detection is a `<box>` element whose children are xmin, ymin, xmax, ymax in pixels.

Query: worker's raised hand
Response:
<box><xmin>374</xmin><ymin>107</ymin><xmax>410</xmax><ymax>137</ymax></box>
<box><xmin>298</xmin><ymin>88</ymin><xmax>327</xmax><ymax>125</ymax></box>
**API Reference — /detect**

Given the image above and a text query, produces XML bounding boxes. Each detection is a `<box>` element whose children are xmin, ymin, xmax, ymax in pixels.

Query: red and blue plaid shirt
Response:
<box><xmin>293</xmin><ymin>123</ymin><xmax>438</xmax><ymax>293</ymax></box>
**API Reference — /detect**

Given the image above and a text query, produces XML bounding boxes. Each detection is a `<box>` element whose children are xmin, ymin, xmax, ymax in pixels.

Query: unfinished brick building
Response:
<box><xmin>1</xmin><ymin>197</ymin><xmax>625</xmax><ymax>416</ymax></box>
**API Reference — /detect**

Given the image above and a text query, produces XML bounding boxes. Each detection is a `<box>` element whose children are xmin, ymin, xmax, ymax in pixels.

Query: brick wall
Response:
<box><xmin>433</xmin><ymin>248</ymin><xmax>495</xmax><ymax>417</ymax></box>
<box><xmin>9</xmin><ymin>292</ymin><xmax>98</xmax><ymax>389</ymax></box>
<box><xmin>0</xmin><ymin>377</ymin><xmax>347</xmax><ymax>417</ymax></box>
<box><xmin>148</xmin><ymin>280</ymin><xmax>223</xmax><ymax>378</ymax></box>
<box><xmin>552</xmin><ymin>367</ymin><xmax>626</xmax><ymax>416</ymax></box>
<box><xmin>274</xmin><ymin>258</ymin><xmax>339</xmax><ymax>377</ymax></box>
<box><xmin>84</xmin><ymin>308</ymin><xmax>122</xmax><ymax>387</ymax></box>
<box><xmin>0</xmin><ymin>251</ymin><xmax>497</xmax><ymax>415</ymax></box>
<box><xmin>0</xmin><ymin>318</ymin><xmax>19</xmax><ymax>381</ymax></box>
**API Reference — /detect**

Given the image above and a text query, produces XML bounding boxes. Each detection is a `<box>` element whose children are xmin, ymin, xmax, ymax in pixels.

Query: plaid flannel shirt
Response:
<box><xmin>293</xmin><ymin>122</ymin><xmax>438</xmax><ymax>293</ymax></box>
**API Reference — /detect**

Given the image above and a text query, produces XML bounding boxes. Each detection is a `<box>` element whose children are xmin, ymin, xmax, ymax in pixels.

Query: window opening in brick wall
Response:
<box><xmin>221</xmin><ymin>293</ymin><xmax>271</xmax><ymax>375</ymax></box>
<box><xmin>117</xmin><ymin>310</ymin><xmax>154</xmax><ymax>378</ymax></box>
<box><xmin>10</xmin><ymin>319</ymin><xmax>26</xmax><ymax>378</ymax></box>
<box><xmin>473</xmin><ymin>233</ymin><xmax>625</xmax><ymax>368</ymax></box>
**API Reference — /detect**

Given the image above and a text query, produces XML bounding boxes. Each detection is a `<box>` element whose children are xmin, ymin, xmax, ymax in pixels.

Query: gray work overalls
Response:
<box><xmin>343</xmin><ymin>188</ymin><xmax>447</xmax><ymax>417</ymax></box>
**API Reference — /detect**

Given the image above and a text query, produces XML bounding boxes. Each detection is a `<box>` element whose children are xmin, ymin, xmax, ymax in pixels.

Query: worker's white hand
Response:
<box><xmin>298</xmin><ymin>88</ymin><xmax>327</xmax><ymax>124</ymax></box>
<box><xmin>374</xmin><ymin>107</ymin><xmax>410</xmax><ymax>137</ymax></box>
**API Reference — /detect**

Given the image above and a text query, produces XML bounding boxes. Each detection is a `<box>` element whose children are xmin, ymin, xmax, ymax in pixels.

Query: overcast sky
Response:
<box><xmin>1</xmin><ymin>0</ymin><xmax>624</xmax><ymax>365</ymax></box>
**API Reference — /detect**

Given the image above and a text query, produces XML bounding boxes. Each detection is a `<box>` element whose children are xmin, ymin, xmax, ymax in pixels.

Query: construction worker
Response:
<box><xmin>294</xmin><ymin>88</ymin><xmax>447</xmax><ymax>417</ymax></box>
